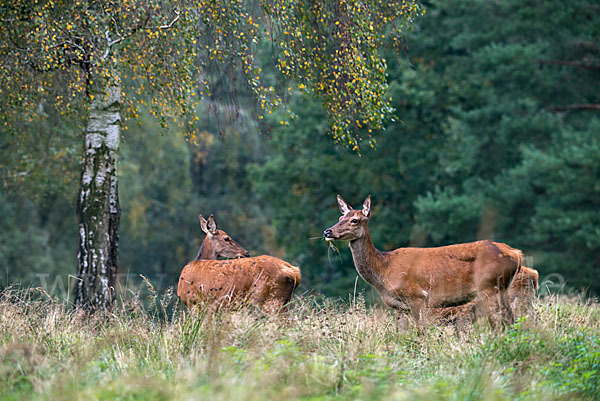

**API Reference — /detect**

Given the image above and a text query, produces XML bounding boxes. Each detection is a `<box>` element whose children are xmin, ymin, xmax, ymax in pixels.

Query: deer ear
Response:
<box><xmin>206</xmin><ymin>214</ymin><xmax>218</xmax><ymax>235</ymax></box>
<box><xmin>199</xmin><ymin>215</ymin><xmax>209</xmax><ymax>234</ymax></box>
<box><xmin>362</xmin><ymin>195</ymin><xmax>371</xmax><ymax>217</ymax></box>
<box><xmin>337</xmin><ymin>194</ymin><xmax>353</xmax><ymax>215</ymax></box>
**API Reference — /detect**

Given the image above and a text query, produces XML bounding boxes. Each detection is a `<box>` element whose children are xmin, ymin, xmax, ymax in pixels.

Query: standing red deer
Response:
<box><xmin>323</xmin><ymin>195</ymin><xmax>522</xmax><ymax>327</ymax></box>
<box><xmin>178</xmin><ymin>214</ymin><xmax>301</xmax><ymax>313</ymax></box>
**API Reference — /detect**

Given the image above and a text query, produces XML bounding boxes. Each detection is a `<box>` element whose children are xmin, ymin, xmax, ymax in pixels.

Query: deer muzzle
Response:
<box><xmin>323</xmin><ymin>228</ymin><xmax>335</xmax><ymax>241</ymax></box>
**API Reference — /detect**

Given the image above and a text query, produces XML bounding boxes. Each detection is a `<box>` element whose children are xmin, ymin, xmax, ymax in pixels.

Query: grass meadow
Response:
<box><xmin>0</xmin><ymin>287</ymin><xmax>599</xmax><ymax>401</ymax></box>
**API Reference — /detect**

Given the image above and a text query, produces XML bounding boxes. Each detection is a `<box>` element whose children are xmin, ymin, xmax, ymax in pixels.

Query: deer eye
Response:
<box><xmin>224</xmin><ymin>237</ymin><xmax>230</xmax><ymax>242</ymax></box>
<box><xmin>351</xmin><ymin>219</ymin><xmax>358</xmax><ymax>224</ymax></box>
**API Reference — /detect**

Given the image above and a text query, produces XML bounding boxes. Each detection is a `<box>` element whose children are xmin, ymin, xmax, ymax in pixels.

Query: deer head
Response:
<box><xmin>196</xmin><ymin>214</ymin><xmax>250</xmax><ymax>260</ymax></box>
<box><xmin>323</xmin><ymin>195</ymin><xmax>371</xmax><ymax>242</ymax></box>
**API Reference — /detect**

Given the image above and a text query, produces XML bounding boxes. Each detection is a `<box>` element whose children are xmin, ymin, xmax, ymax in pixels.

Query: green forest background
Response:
<box><xmin>1</xmin><ymin>0</ymin><xmax>598</xmax><ymax>298</ymax></box>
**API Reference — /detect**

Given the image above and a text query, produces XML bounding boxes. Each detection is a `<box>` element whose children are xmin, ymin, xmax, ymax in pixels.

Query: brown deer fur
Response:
<box><xmin>178</xmin><ymin>255</ymin><xmax>301</xmax><ymax>313</ymax></box>
<box><xmin>508</xmin><ymin>266</ymin><xmax>539</xmax><ymax>317</ymax></box>
<box><xmin>178</xmin><ymin>214</ymin><xmax>301</xmax><ymax>313</ymax></box>
<box><xmin>323</xmin><ymin>195</ymin><xmax>522</xmax><ymax>327</ymax></box>
<box><xmin>431</xmin><ymin>266</ymin><xmax>539</xmax><ymax>324</ymax></box>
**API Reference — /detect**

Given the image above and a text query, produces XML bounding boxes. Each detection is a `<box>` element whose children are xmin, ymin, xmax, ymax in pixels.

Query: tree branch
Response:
<box><xmin>565</xmin><ymin>40</ymin><xmax>599</xmax><ymax>51</ymax></box>
<box><xmin>539</xmin><ymin>59</ymin><xmax>600</xmax><ymax>71</ymax></box>
<box><xmin>548</xmin><ymin>104</ymin><xmax>600</xmax><ymax>112</ymax></box>
<box><xmin>157</xmin><ymin>10</ymin><xmax>180</xmax><ymax>29</ymax></box>
<box><xmin>99</xmin><ymin>10</ymin><xmax>179</xmax><ymax>60</ymax></box>
<box><xmin>101</xmin><ymin>30</ymin><xmax>123</xmax><ymax>60</ymax></box>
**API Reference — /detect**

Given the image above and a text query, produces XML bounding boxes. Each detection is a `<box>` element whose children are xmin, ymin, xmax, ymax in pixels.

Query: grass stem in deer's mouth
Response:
<box><xmin>327</xmin><ymin>240</ymin><xmax>342</xmax><ymax>265</ymax></box>
<box><xmin>325</xmin><ymin>237</ymin><xmax>334</xmax><ymax>242</ymax></box>
<box><xmin>328</xmin><ymin>242</ymin><xmax>338</xmax><ymax>252</ymax></box>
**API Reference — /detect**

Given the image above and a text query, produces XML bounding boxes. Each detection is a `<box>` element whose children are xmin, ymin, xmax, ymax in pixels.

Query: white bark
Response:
<box><xmin>74</xmin><ymin>81</ymin><xmax>121</xmax><ymax>312</ymax></box>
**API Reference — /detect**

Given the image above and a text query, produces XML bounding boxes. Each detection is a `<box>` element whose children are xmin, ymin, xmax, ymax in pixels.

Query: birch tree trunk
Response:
<box><xmin>74</xmin><ymin>81</ymin><xmax>121</xmax><ymax>312</ymax></box>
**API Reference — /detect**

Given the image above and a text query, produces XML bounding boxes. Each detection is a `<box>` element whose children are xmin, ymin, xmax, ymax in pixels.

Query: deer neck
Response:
<box><xmin>348</xmin><ymin>227</ymin><xmax>386</xmax><ymax>288</ymax></box>
<box><xmin>195</xmin><ymin>237</ymin><xmax>216</xmax><ymax>260</ymax></box>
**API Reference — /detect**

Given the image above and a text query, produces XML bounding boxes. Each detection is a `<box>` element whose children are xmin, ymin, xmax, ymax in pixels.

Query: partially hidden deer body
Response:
<box><xmin>177</xmin><ymin>214</ymin><xmax>301</xmax><ymax>313</ymax></box>
<box><xmin>508</xmin><ymin>266</ymin><xmax>538</xmax><ymax>317</ymax></box>
<box><xmin>430</xmin><ymin>265</ymin><xmax>539</xmax><ymax>324</ymax></box>
<box><xmin>324</xmin><ymin>195</ymin><xmax>522</xmax><ymax>326</ymax></box>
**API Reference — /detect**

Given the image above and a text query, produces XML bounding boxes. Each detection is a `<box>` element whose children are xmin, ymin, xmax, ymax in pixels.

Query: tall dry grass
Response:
<box><xmin>0</xmin><ymin>285</ymin><xmax>598</xmax><ymax>400</ymax></box>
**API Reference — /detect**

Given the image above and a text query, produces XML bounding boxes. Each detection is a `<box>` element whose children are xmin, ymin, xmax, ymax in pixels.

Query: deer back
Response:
<box><xmin>177</xmin><ymin>255</ymin><xmax>300</xmax><ymax>311</ymax></box>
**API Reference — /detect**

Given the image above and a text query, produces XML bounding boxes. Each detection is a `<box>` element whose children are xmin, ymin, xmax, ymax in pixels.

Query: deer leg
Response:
<box><xmin>512</xmin><ymin>288</ymin><xmax>535</xmax><ymax>320</ymax></box>
<box><xmin>509</xmin><ymin>291</ymin><xmax>520</xmax><ymax>320</ymax></box>
<box><xmin>499</xmin><ymin>289</ymin><xmax>515</xmax><ymax>326</ymax></box>
<box><xmin>380</xmin><ymin>293</ymin><xmax>412</xmax><ymax>330</ymax></box>
<box><xmin>261</xmin><ymin>297</ymin><xmax>289</xmax><ymax>315</ymax></box>
<box><xmin>395</xmin><ymin>311</ymin><xmax>410</xmax><ymax>331</ymax></box>
<box><xmin>475</xmin><ymin>288</ymin><xmax>502</xmax><ymax>329</ymax></box>
<box><xmin>471</xmin><ymin>296</ymin><xmax>487</xmax><ymax>322</ymax></box>
<box><xmin>258</xmin><ymin>278</ymin><xmax>296</xmax><ymax>315</ymax></box>
<box><xmin>525</xmin><ymin>288</ymin><xmax>536</xmax><ymax>318</ymax></box>
<box><xmin>408</xmin><ymin>297</ymin><xmax>428</xmax><ymax>326</ymax></box>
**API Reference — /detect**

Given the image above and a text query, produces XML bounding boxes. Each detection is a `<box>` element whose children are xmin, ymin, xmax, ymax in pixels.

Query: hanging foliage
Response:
<box><xmin>266</xmin><ymin>0</ymin><xmax>421</xmax><ymax>149</ymax></box>
<box><xmin>1</xmin><ymin>0</ymin><xmax>421</xmax><ymax>151</ymax></box>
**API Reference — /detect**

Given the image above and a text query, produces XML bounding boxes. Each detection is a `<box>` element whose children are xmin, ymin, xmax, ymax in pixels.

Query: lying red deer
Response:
<box><xmin>323</xmin><ymin>195</ymin><xmax>522</xmax><ymax>327</ymax></box>
<box><xmin>178</xmin><ymin>214</ymin><xmax>301</xmax><ymax>313</ymax></box>
<box><xmin>431</xmin><ymin>266</ymin><xmax>539</xmax><ymax>324</ymax></box>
